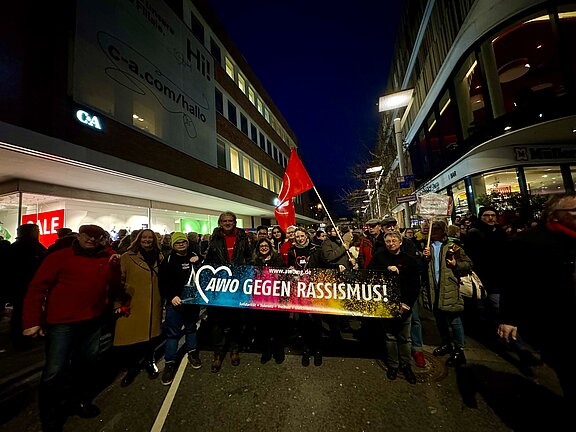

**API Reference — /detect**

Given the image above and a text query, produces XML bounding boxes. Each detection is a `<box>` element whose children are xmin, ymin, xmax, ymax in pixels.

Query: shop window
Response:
<box><xmin>454</xmin><ymin>52</ymin><xmax>487</xmax><ymax>139</ymax></box>
<box><xmin>451</xmin><ymin>180</ymin><xmax>469</xmax><ymax>216</ymax></box>
<box><xmin>524</xmin><ymin>166</ymin><xmax>564</xmax><ymax>195</ymax></box>
<box><xmin>492</xmin><ymin>12</ymin><xmax>567</xmax><ymax>122</ymax></box>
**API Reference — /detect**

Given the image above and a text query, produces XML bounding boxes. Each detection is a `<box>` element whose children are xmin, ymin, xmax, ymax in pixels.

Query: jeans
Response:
<box><xmin>164</xmin><ymin>304</ymin><xmax>199</xmax><ymax>362</ymax></box>
<box><xmin>410</xmin><ymin>301</ymin><xmax>423</xmax><ymax>352</ymax></box>
<box><xmin>40</xmin><ymin>318</ymin><xmax>102</xmax><ymax>427</ymax></box>
<box><xmin>433</xmin><ymin>309</ymin><xmax>465</xmax><ymax>349</ymax></box>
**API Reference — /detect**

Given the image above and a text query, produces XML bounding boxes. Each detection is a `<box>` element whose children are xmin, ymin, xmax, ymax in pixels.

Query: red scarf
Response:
<box><xmin>546</xmin><ymin>221</ymin><xmax>576</xmax><ymax>239</ymax></box>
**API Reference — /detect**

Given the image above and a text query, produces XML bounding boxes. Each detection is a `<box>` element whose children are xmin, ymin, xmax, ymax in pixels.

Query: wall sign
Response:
<box><xmin>22</xmin><ymin>209</ymin><xmax>65</xmax><ymax>248</ymax></box>
<box><xmin>76</xmin><ymin>109</ymin><xmax>103</xmax><ymax>130</ymax></box>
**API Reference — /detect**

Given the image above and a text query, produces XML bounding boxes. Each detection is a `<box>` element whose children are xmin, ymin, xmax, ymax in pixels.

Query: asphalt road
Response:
<box><xmin>0</xmin><ymin>314</ymin><xmax>568</xmax><ymax>432</ymax></box>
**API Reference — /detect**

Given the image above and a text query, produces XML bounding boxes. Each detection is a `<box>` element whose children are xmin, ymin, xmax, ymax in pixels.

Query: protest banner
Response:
<box><xmin>416</xmin><ymin>193</ymin><xmax>453</xmax><ymax>247</ymax></box>
<box><xmin>181</xmin><ymin>264</ymin><xmax>403</xmax><ymax>319</ymax></box>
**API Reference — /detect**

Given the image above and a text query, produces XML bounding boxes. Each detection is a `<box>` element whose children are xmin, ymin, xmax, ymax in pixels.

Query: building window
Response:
<box><xmin>266</xmin><ymin>139</ymin><xmax>272</xmax><ymax>156</ymax></box>
<box><xmin>273</xmin><ymin>146</ymin><xmax>278</xmax><ymax>162</ymax></box>
<box><xmin>240</xmin><ymin>114</ymin><xmax>248</xmax><ymax>135</ymax></box>
<box><xmin>264</xmin><ymin>107</ymin><xmax>270</xmax><ymax>123</ymax></box>
<box><xmin>227</xmin><ymin>101</ymin><xmax>237</xmax><ymax>125</ymax></box>
<box><xmin>250</xmin><ymin>124</ymin><xmax>258</xmax><ymax>143</ymax></box>
<box><xmin>454</xmin><ymin>51</ymin><xmax>487</xmax><ymax>139</ymax></box>
<box><xmin>215</xmin><ymin>88</ymin><xmax>223</xmax><ymax>114</ymax></box>
<box><xmin>490</xmin><ymin>12</ymin><xmax>567</xmax><ymax>125</ymax></box>
<box><xmin>261</xmin><ymin>168</ymin><xmax>268</xmax><ymax>189</ymax></box>
<box><xmin>248</xmin><ymin>87</ymin><xmax>255</xmax><ymax>104</ymax></box>
<box><xmin>257</xmin><ymin>98</ymin><xmax>263</xmax><ymax>114</ymax></box>
<box><xmin>524</xmin><ymin>166</ymin><xmax>564</xmax><ymax>195</ymax></box>
<box><xmin>190</xmin><ymin>13</ymin><xmax>205</xmax><ymax>44</ymax></box>
<box><xmin>258</xmin><ymin>132</ymin><xmax>265</xmax><ymax>150</ymax></box>
<box><xmin>237</xmin><ymin>74</ymin><xmax>246</xmax><ymax>94</ymax></box>
<box><xmin>210</xmin><ymin>37</ymin><xmax>221</xmax><ymax>65</ymax></box>
<box><xmin>230</xmin><ymin>147</ymin><xmax>240</xmax><ymax>175</ymax></box>
<box><xmin>253</xmin><ymin>164</ymin><xmax>261</xmax><ymax>185</ymax></box>
<box><xmin>217</xmin><ymin>141</ymin><xmax>226</xmax><ymax>168</ymax></box>
<box><xmin>242</xmin><ymin>157</ymin><xmax>251</xmax><ymax>181</ymax></box>
<box><xmin>225</xmin><ymin>57</ymin><xmax>234</xmax><ymax>80</ymax></box>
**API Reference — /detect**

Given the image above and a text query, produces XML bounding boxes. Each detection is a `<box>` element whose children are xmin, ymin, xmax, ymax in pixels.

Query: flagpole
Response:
<box><xmin>312</xmin><ymin>186</ymin><xmax>353</xmax><ymax>261</ymax></box>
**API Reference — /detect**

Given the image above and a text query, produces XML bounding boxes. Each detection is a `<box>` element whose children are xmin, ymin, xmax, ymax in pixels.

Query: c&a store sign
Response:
<box><xmin>22</xmin><ymin>209</ymin><xmax>65</xmax><ymax>248</ymax></box>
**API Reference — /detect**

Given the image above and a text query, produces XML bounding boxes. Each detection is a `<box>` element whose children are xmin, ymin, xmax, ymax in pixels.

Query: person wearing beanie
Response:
<box><xmin>158</xmin><ymin>232</ymin><xmax>201</xmax><ymax>385</ymax></box>
<box><xmin>466</xmin><ymin>205</ymin><xmax>540</xmax><ymax>367</ymax></box>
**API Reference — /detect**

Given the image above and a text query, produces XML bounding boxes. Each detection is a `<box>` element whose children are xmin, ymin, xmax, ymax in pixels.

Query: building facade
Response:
<box><xmin>0</xmin><ymin>0</ymin><xmax>315</xmax><ymax>246</ymax></box>
<box><xmin>374</xmin><ymin>0</ymin><xmax>576</xmax><ymax>226</ymax></box>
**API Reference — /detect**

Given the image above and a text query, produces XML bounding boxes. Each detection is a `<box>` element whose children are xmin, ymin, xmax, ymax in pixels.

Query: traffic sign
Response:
<box><xmin>396</xmin><ymin>194</ymin><xmax>417</xmax><ymax>203</ymax></box>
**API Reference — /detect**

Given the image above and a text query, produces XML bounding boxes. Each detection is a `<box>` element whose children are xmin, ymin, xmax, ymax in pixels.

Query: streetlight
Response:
<box><xmin>378</xmin><ymin>88</ymin><xmax>414</xmax><ymax>228</ymax></box>
<box><xmin>365</xmin><ymin>166</ymin><xmax>383</xmax><ymax>219</ymax></box>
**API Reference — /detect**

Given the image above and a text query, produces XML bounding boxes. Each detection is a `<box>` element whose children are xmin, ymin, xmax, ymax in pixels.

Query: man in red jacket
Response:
<box><xmin>23</xmin><ymin>224</ymin><xmax>116</xmax><ymax>432</ymax></box>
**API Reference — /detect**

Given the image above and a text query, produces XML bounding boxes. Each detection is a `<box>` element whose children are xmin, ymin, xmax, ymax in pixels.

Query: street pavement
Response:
<box><xmin>0</xmin><ymin>310</ymin><xmax>568</xmax><ymax>432</ymax></box>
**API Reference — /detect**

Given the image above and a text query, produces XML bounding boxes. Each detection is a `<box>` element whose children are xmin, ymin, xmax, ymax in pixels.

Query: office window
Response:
<box><xmin>225</xmin><ymin>57</ymin><xmax>234</xmax><ymax>79</ymax></box>
<box><xmin>240</xmin><ymin>114</ymin><xmax>248</xmax><ymax>135</ymax></box>
<box><xmin>242</xmin><ymin>157</ymin><xmax>251</xmax><ymax>181</ymax></box>
<box><xmin>237</xmin><ymin>74</ymin><xmax>246</xmax><ymax>94</ymax></box>
<box><xmin>217</xmin><ymin>141</ymin><xmax>226</xmax><ymax>168</ymax></box>
<box><xmin>264</xmin><ymin>107</ymin><xmax>270</xmax><ymax>123</ymax></box>
<box><xmin>273</xmin><ymin>146</ymin><xmax>278</xmax><ymax>162</ymax></box>
<box><xmin>248</xmin><ymin>87</ymin><xmax>255</xmax><ymax>104</ymax></box>
<box><xmin>227</xmin><ymin>101</ymin><xmax>237</xmax><ymax>125</ymax></box>
<box><xmin>190</xmin><ymin>13</ymin><xmax>204</xmax><ymax>44</ymax></box>
<box><xmin>258</xmin><ymin>132</ymin><xmax>265</xmax><ymax>150</ymax></box>
<box><xmin>257</xmin><ymin>99</ymin><xmax>263</xmax><ymax>114</ymax></box>
<box><xmin>210</xmin><ymin>37</ymin><xmax>221</xmax><ymax>65</ymax></box>
<box><xmin>250</xmin><ymin>124</ymin><xmax>258</xmax><ymax>143</ymax></box>
<box><xmin>266</xmin><ymin>139</ymin><xmax>272</xmax><ymax>156</ymax></box>
<box><xmin>261</xmin><ymin>169</ymin><xmax>268</xmax><ymax>189</ymax></box>
<box><xmin>230</xmin><ymin>147</ymin><xmax>240</xmax><ymax>175</ymax></box>
<box><xmin>253</xmin><ymin>164</ymin><xmax>261</xmax><ymax>185</ymax></box>
<box><xmin>215</xmin><ymin>88</ymin><xmax>223</xmax><ymax>114</ymax></box>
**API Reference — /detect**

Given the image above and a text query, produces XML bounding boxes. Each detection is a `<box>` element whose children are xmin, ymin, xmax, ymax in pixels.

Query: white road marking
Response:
<box><xmin>150</xmin><ymin>356</ymin><xmax>188</xmax><ymax>432</ymax></box>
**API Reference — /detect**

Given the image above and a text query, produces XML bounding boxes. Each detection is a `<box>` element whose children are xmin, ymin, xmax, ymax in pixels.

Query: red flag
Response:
<box><xmin>278</xmin><ymin>149</ymin><xmax>314</xmax><ymax>203</ymax></box>
<box><xmin>274</xmin><ymin>199</ymin><xmax>296</xmax><ymax>232</ymax></box>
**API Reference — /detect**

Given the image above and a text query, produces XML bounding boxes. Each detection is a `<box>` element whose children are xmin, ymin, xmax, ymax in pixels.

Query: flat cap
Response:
<box><xmin>381</xmin><ymin>217</ymin><xmax>398</xmax><ymax>226</ymax></box>
<box><xmin>78</xmin><ymin>224</ymin><xmax>106</xmax><ymax>238</ymax></box>
<box><xmin>366</xmin><ymin>218</ymin><xmax>381</xmax><ymax>225</ymax></box>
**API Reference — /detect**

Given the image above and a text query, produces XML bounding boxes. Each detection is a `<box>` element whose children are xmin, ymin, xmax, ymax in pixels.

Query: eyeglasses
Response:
<box><xmin>174</xmin><ymin>240</ymin><xmax>187</xmax><ymax>245</ymax></box>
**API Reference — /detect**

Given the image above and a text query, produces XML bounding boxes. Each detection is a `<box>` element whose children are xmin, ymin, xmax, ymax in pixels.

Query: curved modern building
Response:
<box><xmin>375</xmin><ymin>0</ymin><xmax>575</xmax><ymax>225</ymax></box>
<box><xmin>0</xmin><ymin>0</ymin><xmax>315</xmax><ymax>246</ymax></box>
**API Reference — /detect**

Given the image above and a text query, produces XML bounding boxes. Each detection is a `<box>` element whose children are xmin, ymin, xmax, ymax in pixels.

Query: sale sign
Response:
<box><xmin>22</xmin><ymin>209</ymin><xmax>65</xmax><ymax>247</ymax></box>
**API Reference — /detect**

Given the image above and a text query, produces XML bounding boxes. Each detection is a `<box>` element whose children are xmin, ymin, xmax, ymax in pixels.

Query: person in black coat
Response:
<box><xmin>251</xmin><ymin>238</ymin><xmax>287</xmax><ymax>364</ymax></box>
<box><xmin>499</xmin><ymin>193</ymin><xmax>576</xmax><ymax>407</ymax></box>
<box><xmin>203</xmin><ymin>211</ymin><xmax>252</xmax><ymax>372</ymax></box>
<box><xmin>6</xmin><ymin>223</ymin><xmax>47</xmax><ymax>350</ymax></box>
<box><xmin>158</xmin><ymin>232</ymin><xmax>201</xmax><ymax>386</ymax></box>
<box><xmin>368</xmin><ymin>231</ymin><xmax>420</xmax><ymax>384</ymax></box>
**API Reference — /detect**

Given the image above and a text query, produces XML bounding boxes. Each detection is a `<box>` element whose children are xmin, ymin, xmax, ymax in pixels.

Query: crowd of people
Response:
<box><xmin>2</xmin><ymin>193</ymin><xmax>576</xmax><ymax>431</ymax></box>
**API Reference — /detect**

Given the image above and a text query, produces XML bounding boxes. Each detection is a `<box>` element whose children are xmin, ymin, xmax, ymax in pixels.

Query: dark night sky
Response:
<box><xmin>207</xmin><ymin>2</ymin><xmax>404</xmax><ymax>215</ymax></box>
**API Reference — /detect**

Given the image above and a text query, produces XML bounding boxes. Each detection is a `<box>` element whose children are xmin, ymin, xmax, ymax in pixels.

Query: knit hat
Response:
<box><xmin>171</xmin><ymin>232</ymin><xmax>188</xmax><ymax>247</ymax></box>
<box><xmin>478</xmin><ymin>206</ymin><xmax>498</xmax><ymax>217</ymax></box>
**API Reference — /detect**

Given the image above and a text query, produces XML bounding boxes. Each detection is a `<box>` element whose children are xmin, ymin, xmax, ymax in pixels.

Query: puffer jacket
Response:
<box><xmin>421</xmin><ymin>240</ymin><xmax>472</xmax><ymax>312</ymax></box>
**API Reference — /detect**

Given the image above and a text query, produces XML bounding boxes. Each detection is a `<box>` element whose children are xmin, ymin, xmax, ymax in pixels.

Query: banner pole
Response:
<box><xmin>313</xmin><ymin>186</ymin><xmax>352</xmax><ymax>261</ymax></box>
